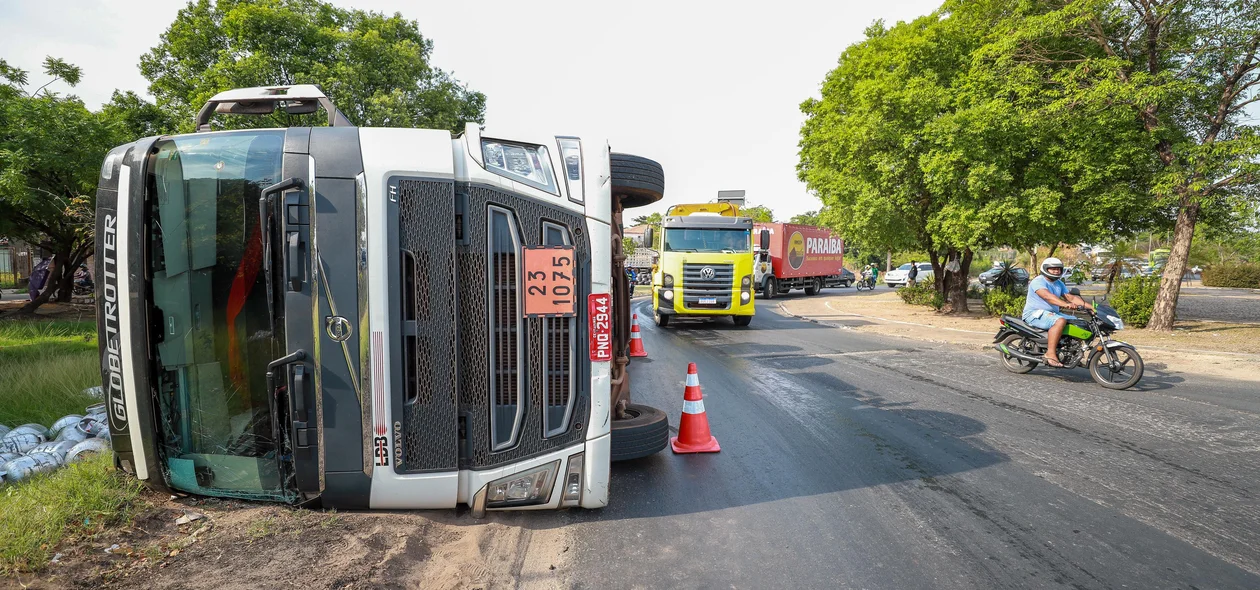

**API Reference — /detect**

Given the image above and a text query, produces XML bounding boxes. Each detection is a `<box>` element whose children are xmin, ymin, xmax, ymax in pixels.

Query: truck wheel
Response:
<box><xmin>611</xmin><ymin>153</ymin><xmax>665</xmax><ymax>209</ymax></box>
<box><xmin>804</xmin><ymin>278</ymin><xmax>820</xmax><ymax>296</ymax></box>
<box><xmin>763</xmin><ymin>277</ymin><xmax>777</xmax><ymax>300</ymax></box>
<box><xmin>655</xmin><ymin>310</ymin><xmax>670</xmax><ymax>327</ymax></box>
<box><xmin>611</xmin><ymin>404</ymin><xmax>669</xmax><ymax>462</ymax></box>
<box><xmin>733</xmin><ymin>315</ymin><xmax>752</xmax><ymax>327</ymax></box>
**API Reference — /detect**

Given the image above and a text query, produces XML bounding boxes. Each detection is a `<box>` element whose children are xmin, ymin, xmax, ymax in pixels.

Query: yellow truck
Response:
<box><xmin>643</xmin><ymin>194</ymin><xmax>766</xmax><ymax>327</ymax></box>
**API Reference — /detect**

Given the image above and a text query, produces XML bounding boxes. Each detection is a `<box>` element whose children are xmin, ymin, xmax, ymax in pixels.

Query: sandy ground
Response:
<box><xmin>4</xmin><ymin>493</ymin><xmax>575</xmax><ymax>590</ymax></box>
<box><xmin>779</xmin><ymin>291</ymin><xmax>1260</xmax><ymax>382</ymax></box>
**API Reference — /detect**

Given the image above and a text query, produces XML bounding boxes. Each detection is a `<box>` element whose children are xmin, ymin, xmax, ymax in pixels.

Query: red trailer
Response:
<box><xmin>753</xmin><ymin>223</ymin><xmax>849</xmax><ymax>298</ymax></box>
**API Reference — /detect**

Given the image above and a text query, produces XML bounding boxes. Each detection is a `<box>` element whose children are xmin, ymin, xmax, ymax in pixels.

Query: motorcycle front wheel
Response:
<box><xmin>999</xmin><ymin>334</ymin><xmax>1038</xmax><ymax>374</ymax></box>
<box><xmin>1089</xmin><ymin>346</ymin><xmax>1143</xmax><ymax>389</ymax></box>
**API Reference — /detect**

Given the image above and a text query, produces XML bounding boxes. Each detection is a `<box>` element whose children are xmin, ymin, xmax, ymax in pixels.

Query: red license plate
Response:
<box><xmin>588</xmin><ymin>293</ymin><xmax>612</xmax><ymax>362</ymax></box>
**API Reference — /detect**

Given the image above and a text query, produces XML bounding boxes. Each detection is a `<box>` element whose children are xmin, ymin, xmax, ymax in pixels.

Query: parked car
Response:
<box><xmin>978</xmin><ymin>266</ymin><xmax>1030</xmax><ymax>289</ymax></box>
<box><xmin>838</xmin><ymin>267</ymin><xmax>855</xmax><ymax>287</ymax></box>
<box><xmin>884</xmin><ymin>262</ymin><xmax>934</xmax><ymax>288</ymax></box>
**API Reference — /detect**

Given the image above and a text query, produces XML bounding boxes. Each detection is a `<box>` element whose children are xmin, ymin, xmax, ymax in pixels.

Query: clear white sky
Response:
<box><xmin>0</xmin><ymin>0</ymin><xmax>941</xmax><ymax>220</ymax></box>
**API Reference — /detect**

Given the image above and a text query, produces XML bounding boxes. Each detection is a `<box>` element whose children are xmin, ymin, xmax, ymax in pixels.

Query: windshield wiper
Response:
<box><xmin>258</xmin><ymin>178</ymin><xmax>303</xmax><ymax>330</ymax></box>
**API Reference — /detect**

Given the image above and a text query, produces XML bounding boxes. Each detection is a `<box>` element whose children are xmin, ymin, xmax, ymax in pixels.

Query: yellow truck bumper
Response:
<box><xmin>653</xmin><ymin>288</ymin><xmax>755</xmax><ymax>317</ymax></box>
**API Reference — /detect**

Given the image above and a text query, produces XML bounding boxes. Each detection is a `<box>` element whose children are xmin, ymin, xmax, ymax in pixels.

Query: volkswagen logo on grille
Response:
<box><xmin>700</xmin><ymin>266</ymin><xmax>716</xmax><ymax>280</ymax></box>
<box><xmin>326</xmin><ymin>316</ymin><xmax>353</xmax><ymax>342</ymax></box>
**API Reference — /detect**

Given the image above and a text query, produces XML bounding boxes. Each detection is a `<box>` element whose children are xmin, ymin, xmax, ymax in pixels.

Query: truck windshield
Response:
<box><xmin>147</xmin><ymin>130</ymin><xmax>292</xmax><ymax>501</ymax></box>
<box><xmin>663</xmin><ymin>228</ymin><xmax>750</xmax><ymax>253</ymax></box>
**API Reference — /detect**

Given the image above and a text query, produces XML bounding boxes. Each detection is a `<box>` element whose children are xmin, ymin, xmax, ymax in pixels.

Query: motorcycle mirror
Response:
<box><xmin>1069</xmin><ymin>287</ymin><xmax>1081</xmax><ymax>296</ymax></box>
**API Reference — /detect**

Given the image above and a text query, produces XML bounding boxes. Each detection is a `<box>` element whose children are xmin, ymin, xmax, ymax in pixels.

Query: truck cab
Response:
<box><xmin>94</xmin><ymin>85</ymin><xmax>667</xmax><ymax>513</ymax></box>
<box><xmin>645</xmin><ymin>199</ymin><xmax>757</xmax><ymax>327</ymax></box>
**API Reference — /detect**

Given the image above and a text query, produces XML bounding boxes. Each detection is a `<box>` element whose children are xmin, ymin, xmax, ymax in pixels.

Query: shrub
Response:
<box><xmin>1201</xmin><ymin>263</ymin><xmax>1260</xmax><ymax>288</ymax></box>
<box><xmin>966</xmin><ymin>285</ymin><xmax>986</xmax><ymax>300</ymax></box>
<box><xmin>1110</xmin><ymin>275</ymin><xmax>1159</xmax><ymax>328</ymax></box>
<box><xmin>983</xmin><ymin>288</ymin><xmax>1026</xmax><ymax>318</ymax></box>
<box><xmin>897</xmin><ymin>284</ymin><xmax>943</xmax><ymax>310</ymax></box>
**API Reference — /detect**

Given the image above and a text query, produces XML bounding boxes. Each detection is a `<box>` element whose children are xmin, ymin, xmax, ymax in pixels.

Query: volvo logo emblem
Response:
<box><xmin>326</xmin><ymin>316</ymin><xmax>352</xmax><ymax>342</ymax></box>
<box><xmin>700</xmin><ymin>267</ymin><xmax>716</xmax><ymax>280</ymax></box>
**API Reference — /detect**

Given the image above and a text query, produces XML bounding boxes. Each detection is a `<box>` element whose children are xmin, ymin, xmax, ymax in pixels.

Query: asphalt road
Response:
<box><xmin>530</xmin><ymin>296</ymin><xmax>1259</xmax><ymax>589</ymax></box>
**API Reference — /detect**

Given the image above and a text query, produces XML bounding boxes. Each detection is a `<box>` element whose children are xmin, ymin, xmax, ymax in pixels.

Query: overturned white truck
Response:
<box><xmin>95</xmin><ymin>86</ymin><xmax>667</xmax><ymax>514</ymax></box>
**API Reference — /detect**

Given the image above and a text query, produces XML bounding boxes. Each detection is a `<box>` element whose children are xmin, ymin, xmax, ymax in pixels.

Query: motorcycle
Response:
<box><xmin>993</xmin><ymin>292</ymin><xmax>1143</xmax><ymax>390</ymax></box>
<box><xmin>855</xmin><ymin>275</ymin><xmax>876</xmax><ymax>291</ymax></box>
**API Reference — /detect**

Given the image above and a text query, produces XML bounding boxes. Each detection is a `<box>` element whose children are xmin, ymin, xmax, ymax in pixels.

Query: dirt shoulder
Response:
<box><xmin>780</xmin><ymin>291</ymin><xmax>1260</xmax><ymax>382</ymax></box>
<box><xmin>3</xmin><ymin>492</ymin><xmax>574</xmax><ymax>590</ymax></box>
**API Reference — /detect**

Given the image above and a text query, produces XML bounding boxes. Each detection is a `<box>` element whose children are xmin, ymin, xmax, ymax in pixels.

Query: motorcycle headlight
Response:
<box><xmin>1107</xmin><ymin>315</ymin><xmax>1124</xmax><ymax>330</ymax></box>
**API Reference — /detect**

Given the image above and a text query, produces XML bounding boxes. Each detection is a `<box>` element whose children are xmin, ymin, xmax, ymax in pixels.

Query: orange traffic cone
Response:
<box><xmin>671</xmin><ymin>363</ymin><xmax>720</xmax><ymax>453</ymax></box>
<box><xmin>628</xmin><ymin>313</ymin><xmax>648</xmax><ymax>358</ymax></box>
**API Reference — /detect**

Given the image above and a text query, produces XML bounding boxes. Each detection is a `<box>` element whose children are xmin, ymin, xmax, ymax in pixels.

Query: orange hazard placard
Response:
<box><xmin>523</xmin><ymin>246</ymin><xmax>577</xmax><ymax>317</ymax></box>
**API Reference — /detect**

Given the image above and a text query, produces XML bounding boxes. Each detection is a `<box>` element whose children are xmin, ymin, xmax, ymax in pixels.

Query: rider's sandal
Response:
<box><xmin>1043</xmin><ymin>357</ymin><xmax>1064</xmax><ymax>367</ymax></box>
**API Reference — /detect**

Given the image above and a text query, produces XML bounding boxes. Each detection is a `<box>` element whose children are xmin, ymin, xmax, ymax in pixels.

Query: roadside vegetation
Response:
<box><xmin>1202</xmin><ymin>263</ymin><xmax>1260</xmax><ymax>289</ymax></box>
<box><xmin>0</xmin><ymin>318</ymin><xmax>146</xmax><ymax>574</ymax></box>
<box><xmin>0</xmin><ymin>319</ymin><xmax>100</xmax><ymax>426</ymax></box>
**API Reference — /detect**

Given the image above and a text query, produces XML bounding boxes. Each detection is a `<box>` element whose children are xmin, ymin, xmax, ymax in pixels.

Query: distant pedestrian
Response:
<box><xmin>907</xmin><ymin>260</ymin><xmax>919</xmax><ymax>287</ymax></box>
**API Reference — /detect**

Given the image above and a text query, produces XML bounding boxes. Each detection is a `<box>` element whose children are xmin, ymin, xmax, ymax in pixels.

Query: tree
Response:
<box><xmin>631</xmin><ymin>212</ymin><xmax>663</xmax><ymax>249</ymax></box>
<box><xmin>622</xmin><ymin>236</ymin><xmax>637</xmax><ymax>257</ymax></box>
<box><xmin>0</xmin><ymin>57</ymin><xmax>129</xmax><ymax>314</ymax></box>
<box><xmin>799</xmin><ymin>4</ymin><xmax>1157</xmax><ymax>313</ymax></box>
<box><xmin>789</xmin><ymin>210</ymin><xmax>822</xmax><ymax>226</ymax></box>
<box><xmin>140</xmin><ymin>0</ymin><xmax>485</xmax><ymax>132</ymax></box>
<box><xmin>742</xmin><ymin>204</ymin><xmax>775</xmax><ymax>223</ymax></box>
<box><xmin>1001</xmin><ymin>0</ymin><xmax>1260</xmax><ymax>331</ymax></box>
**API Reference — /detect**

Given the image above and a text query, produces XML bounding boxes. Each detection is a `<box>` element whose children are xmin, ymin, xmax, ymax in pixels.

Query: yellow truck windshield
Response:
<box><xmin>663</xmin><ymin>228</ymin><xmax>751</xmax><ymax>253</ymax></box>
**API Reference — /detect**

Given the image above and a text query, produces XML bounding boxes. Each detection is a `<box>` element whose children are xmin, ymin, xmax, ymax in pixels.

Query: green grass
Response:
<box><xmin>0</xmin><ymin>452</ymin><xmax>147</xmax><ymax>573</ymax></box>
<box><xmin>0</xmin><ymin>320</ymin><xmax>101</xmax><ymax>427</ymax></box>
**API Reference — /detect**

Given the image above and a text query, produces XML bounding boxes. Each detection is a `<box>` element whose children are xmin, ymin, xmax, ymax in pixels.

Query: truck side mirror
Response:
<box><xmin>760</xmin><ymin>230</ymin><xmax>770</xmax><ymax>251</ymax></box>
<box><xmin>644</xmin><ymin>227</ymin><xmax>654</xmax><ymax>247</ymax></box>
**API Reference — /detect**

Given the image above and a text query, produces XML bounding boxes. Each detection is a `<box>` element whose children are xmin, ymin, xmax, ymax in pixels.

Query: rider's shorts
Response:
<box><xmin>1025</xmin><ymin>310</ymin><xmax>1073</xmax><ymax>330</ymax></box>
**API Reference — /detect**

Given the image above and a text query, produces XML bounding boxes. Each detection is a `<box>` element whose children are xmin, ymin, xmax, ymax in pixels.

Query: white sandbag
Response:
<box><xmin>49</xmin><ymin>415</ymin><xmax>84</xmax><ymax>440</ymax></box>
<box><xmin>66</xmin><ymin>438</ymin><xmax>111</xmax><ymax>463</ymax></box>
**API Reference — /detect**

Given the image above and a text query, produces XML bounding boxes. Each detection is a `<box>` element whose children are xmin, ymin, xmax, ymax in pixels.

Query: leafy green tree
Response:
<box><xmin>999</xmin><ymin>0</ymin><xmax>1260</xmax><ymax>330</ymax></box>
<box><xmin>789</xmin><ymin>210</ymin><xmax>822</xmax><ymax>226</ymax></box>
<box><xmin>0</xmin><ymin>57</ymin><xmax>129</xmax><ymax>314</ymax></box>
<box><xmin>622</xmin><ymin>237</ymin><xmax>637</xmax><ymax>257</ymax></box>
<box><xmin>800</xmin><ymin>4</ymin><xmax>1156</xmax><ymax>313</ymax></box>
<box><xmin>742</xmin><ymin>204</ymin><xmax>775</xmax><ymax>223</ymax></box>
<box><xmin>631</xmin><ymin>212</ymin><xmax>663</xmax><ymax>249</ymax></box>
<box><xmin>140</xmin><ymin>0</ymin><xmax>485</xmax><ymax>132</ymax></box>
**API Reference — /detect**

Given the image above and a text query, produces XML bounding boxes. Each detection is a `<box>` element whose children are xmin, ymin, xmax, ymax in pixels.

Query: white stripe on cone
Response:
<box><xmin>631</xmin><ymin>332</ymin><xmax>642</xmax><ymax>339</ymax></box>
<box><xmin>686</xmin><ymin>373</ymin><xmax>699</xmax><ymax>387</ymax></box>
<box><xmin>682</xmin><ymin>399</ymin><xmax>705</xmax><ymax>415</ymax></box>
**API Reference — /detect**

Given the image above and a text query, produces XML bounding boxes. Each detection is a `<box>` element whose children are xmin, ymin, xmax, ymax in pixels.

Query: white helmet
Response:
<box><xmin>1040</xmin><ymin>257</ymin><xmax>1065</xmax><ymax>279</ymax></box>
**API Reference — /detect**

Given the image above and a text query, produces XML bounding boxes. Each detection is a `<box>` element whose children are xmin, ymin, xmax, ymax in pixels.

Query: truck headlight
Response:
<box><xmin>485</xmin><ymin>460</ymin><xmax>560</xmax><ymax>508</ymax></box>
<box><xmin>741</xmin><ymin>291</ymin><xmax>750</xmax><ymax>302</ymax></box>
<box><xmin>741</xmin><ymin>275</ymin><xmax>752</xmax><ymax>288</ymax></box>
<box><xmin>560</xmin><ymin>453</ymin><xmax>584</xmax><ymax>507</ymax></box>
<box><xmin>556</xmin><ymin>137</ymin><xmax>583</xmax><ymax>203</ymax></box>
<box><xmin>663</xmin><ymin>273</ymin><xmax>673</xmax><ymax>289</ymax></box>
<box><xmin>481</xmin><ymin>139</ymin><xmax>558</xmax><ymax>195</ymax></box>
<box><xmin>662</xmin><ymin>289</ymin><xmax>673</xmax><ymax>301</ymax></box>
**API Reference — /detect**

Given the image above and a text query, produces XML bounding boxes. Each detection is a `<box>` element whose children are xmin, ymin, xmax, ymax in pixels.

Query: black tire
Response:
<box><xmin>999</xmin><ymin>333</ymin><xmax>1038</xmax><ymax>374</ymax></box>
<box><xmin>610</xmin><ymin>153</ymin><xmax>664</xmax><ymax>209</ymax></box>
<box><xmin>655</xmin><ymin>309</ymin><xmax>670</xmax><ymax>327</ymax></box>
<box><xmin>733</xmin><ymin>315</ymin><xmax>752</xmax><ymax>327</ymax></box>
<box><xmin>611</xmin><ymin>404</ymin><xmax>669</xmax><ymax>462</ymax></box>
<box><xmin>804</xmin><ymin>278</ymin><xmax>820</xmax><ymax>296</ymax></box>
<box><xmin>1089</xmin><ymin>346</ymin><xmax>1144</xmax><ymax>390</ymax></box>
<box><xmin>761</xmin><ymin>277</ymin><xmax>775</xmax><ymax>300</ymax></box>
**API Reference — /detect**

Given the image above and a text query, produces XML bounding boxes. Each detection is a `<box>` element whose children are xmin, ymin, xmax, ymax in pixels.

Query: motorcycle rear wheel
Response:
<box><xmin>999</xmin><ymin>334</ymin><xmax>1038</xmax><ymax>374</ymax></box>
<box><xmin>1088</xmin><ymin>346</ymin><xmax>1143</xmax><ymax>390</ymax></box>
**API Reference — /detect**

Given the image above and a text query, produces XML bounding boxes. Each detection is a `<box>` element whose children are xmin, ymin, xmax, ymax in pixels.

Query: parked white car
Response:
<box><xmin>884</xmin><ymin>262</ymin><xmax>934</xmax><ymax>287</ymax></box>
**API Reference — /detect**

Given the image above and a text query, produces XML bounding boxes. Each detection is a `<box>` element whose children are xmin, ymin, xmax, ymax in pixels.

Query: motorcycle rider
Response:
<box><xmin>1022</xmin><ymin>257</ymin><xmax>1089</xmax><ymax>367</ymax></box>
